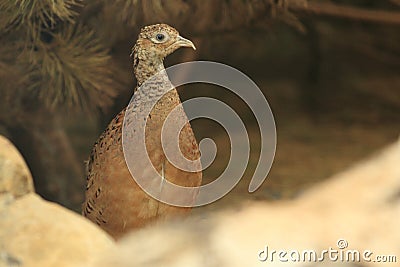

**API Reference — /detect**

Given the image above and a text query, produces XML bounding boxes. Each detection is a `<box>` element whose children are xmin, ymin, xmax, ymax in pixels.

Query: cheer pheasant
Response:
<box><xmin>83</xmin><ymin>24</ymin><xmax>202</xmax><ymax>239</ymax></box>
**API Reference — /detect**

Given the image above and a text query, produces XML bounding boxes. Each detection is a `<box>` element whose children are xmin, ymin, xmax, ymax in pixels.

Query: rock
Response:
<box><xmin>0</xmin><ymin>135</ymin><xmax>116</xmax><ymax>267</ymax></box>
<box><xmin>95</xmin><ymin>140</ymin><xmax>400</xmax><ymax>267</ymax></box>
<box><xmin>0</xmin><ymin>135</ymin><xmax>34</xmax><ymax>198</ymax></box>
<box><xmin>0</xmin><ymin>194</ymin><xmax>116</xmax><ymax>267</ymax></box>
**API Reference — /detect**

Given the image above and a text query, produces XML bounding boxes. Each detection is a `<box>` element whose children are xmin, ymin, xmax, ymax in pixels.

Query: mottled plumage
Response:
<box><xmin>82</xmin><ymin>24</ymin><xmax>202</xmax><ymax>239</ymax></box>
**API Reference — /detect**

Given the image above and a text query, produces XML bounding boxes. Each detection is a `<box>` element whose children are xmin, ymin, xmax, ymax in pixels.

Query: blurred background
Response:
<box><xmin>0</xmin><ymin>0</ymin><xmax>399</xmax><ymax>212</ymax></box>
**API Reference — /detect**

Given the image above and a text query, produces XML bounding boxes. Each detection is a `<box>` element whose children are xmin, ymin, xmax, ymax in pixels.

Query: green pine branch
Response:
<box><xmin>0</xmin><ymin>0</ymin><xmax>81</xmax><ymax>40</ymax></box>
<box><xmin>19</xmin><ymin>24</ymin><xmax>117</xmax><ymax>110</ymax></box>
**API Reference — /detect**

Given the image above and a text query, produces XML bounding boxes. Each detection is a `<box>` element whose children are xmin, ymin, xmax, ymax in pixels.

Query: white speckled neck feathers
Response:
<box><xmin>132</xmin><ymin>42</ymin><xmax>166</xmax><ymax>87</ymax></box>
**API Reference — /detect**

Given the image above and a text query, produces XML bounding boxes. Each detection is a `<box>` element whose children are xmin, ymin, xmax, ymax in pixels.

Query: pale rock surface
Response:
<box><xmin>0</xmin><ymin>135</ymin><xmax>116</xmax><ymax>267</ymax></box>
<box><xmin>95</xmin><ymin>140</ymin><xmax>400</xmax><ymax>267</ymax></box>
<box><xmin>0</xmin><ymin>135</ymin><xmax>34</xmax><ymax>198</ymax></box>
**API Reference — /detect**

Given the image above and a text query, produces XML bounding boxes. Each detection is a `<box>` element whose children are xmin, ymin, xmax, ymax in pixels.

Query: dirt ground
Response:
<box><xmin>193</xmin><ymin>78</ymin><xmax>400</xmax><ymax>214</ymax></box>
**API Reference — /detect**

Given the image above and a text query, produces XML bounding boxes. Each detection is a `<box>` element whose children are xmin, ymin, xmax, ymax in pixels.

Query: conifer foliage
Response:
<box><xmin>0</xmin><ymin>0</ymin><xmax>116</xmax><ymax>112</ymax></box>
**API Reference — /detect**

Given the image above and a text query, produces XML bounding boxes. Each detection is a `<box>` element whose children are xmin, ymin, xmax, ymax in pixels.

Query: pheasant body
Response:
<box><xmin>83</xmin><ymin>24</ymin><xmax>202</xmax><ymax>239</ymax></box>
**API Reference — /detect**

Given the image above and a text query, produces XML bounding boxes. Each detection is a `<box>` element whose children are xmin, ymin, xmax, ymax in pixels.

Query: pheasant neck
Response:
<box><xmin>134</xmin><ymin>55</ymin><xmax>165</xmax><ymax>87</ymax></box>
<box><xmin>131</xmin><ymin>54</ymin><xmax>182</xmax><ymax>115</ymax></box>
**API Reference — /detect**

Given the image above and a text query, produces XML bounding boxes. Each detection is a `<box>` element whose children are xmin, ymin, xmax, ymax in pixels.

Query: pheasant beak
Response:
<box><xmin>176</xmin><ymin>35</ymin><xmax>196</xmax><ymax>50</ymax></box>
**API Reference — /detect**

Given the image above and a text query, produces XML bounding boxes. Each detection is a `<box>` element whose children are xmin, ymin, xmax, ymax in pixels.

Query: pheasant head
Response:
<box><xmin>131</xmin><ymin>24</ymin><xmax>196</xmax><ymax>85</ymax></box>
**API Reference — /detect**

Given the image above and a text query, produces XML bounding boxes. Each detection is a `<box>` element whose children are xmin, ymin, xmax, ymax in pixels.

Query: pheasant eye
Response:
<box><xmin>155</xmin><ymin>33</ymin><xmax>165</xmax><ymax>41</ymax></box>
